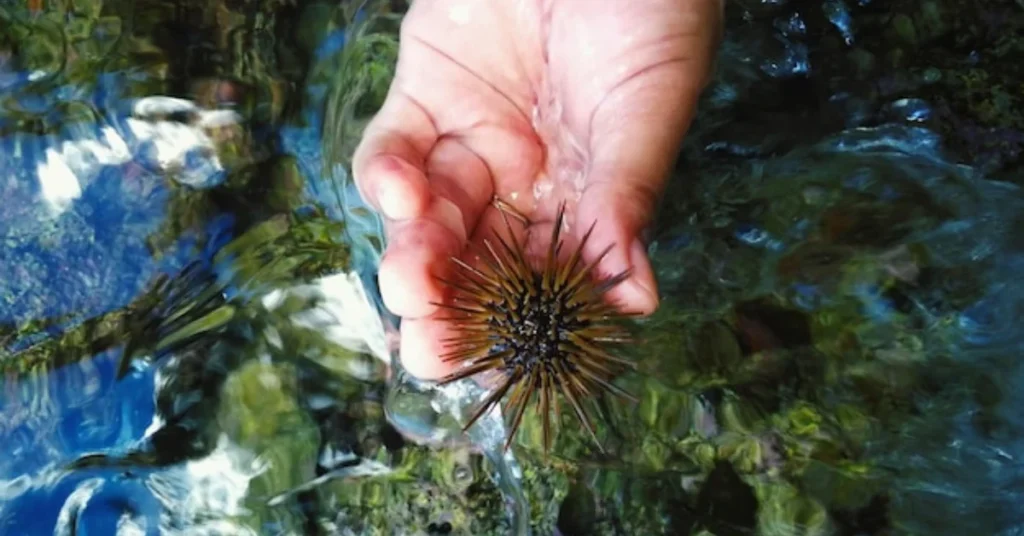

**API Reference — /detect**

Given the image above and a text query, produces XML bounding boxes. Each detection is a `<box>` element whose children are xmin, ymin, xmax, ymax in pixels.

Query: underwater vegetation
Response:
<box><xmin>0</xmin><ymin>0</ymin><xmax>1022</xmax><ymax>535</ymax></box>
<box><xmin>710</xmin><ymin>0</ymin><xmax>1024</xmax><ymax>184</ymax></box>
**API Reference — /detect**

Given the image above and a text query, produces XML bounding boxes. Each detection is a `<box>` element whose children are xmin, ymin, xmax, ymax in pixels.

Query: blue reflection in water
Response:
<box><xmin>733</xmin><ymin>223</ymin><xmax>769</xmax><ymax>246</ymax></box>
<box><xmin>2</xmin><ymin>1</ymin><xmax>1024</xmax><ymax>534</ymax></box>
<box><xmin>0</xmin><ymin>348</ymin><xmax>159</xmax><ymax>532</ymax></box>
<box><xmin>958</xmin><ymin>301</ymin><xmax>994</xmax><ymax>345</ymax></box>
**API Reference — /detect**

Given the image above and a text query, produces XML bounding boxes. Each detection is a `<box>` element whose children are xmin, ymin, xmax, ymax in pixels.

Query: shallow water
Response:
<box><xmin>1</xmin><ymin>0</ymin><xmax>1023</xmax><ymax>535</ymax></box>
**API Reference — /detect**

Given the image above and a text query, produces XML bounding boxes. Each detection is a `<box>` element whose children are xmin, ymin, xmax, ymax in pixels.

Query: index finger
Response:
<box><xmin>353</xmin><ymin>91</ymin><xmax>439</xmax><ymax>221</ymax></box>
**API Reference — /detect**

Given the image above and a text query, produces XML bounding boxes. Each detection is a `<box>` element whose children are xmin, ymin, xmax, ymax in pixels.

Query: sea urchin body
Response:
<box><xmin>434</xmin><ymin>201</ymin><xmax>638</xmax><ymax>453</ymax></box>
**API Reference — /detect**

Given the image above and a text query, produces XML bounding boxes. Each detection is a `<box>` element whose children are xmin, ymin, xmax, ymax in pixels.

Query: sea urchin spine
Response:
<box><xmin>433</xmin><ymin>201</ymin><xmax>638</xmax><ymax>453</ymax></box>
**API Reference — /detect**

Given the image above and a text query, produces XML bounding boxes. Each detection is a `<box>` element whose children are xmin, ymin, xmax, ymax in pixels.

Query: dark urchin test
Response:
<box><xmin>433</xmin><ymin>200</ymin><xmax>639</xmax><ymax>453</ymax></box>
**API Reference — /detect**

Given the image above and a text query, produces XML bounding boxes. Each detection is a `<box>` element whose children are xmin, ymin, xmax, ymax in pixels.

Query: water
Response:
<box><xmin>1</xmin><ymin>0</ymin><xmax>1023</xmax><ymax>534</ymax></box>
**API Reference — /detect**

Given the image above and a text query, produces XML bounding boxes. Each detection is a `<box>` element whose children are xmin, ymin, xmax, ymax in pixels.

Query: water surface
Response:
<box><xmin>1</xmin><ymin>1</ymin><xmax>1022</xmax><ymax>535</ymax></box>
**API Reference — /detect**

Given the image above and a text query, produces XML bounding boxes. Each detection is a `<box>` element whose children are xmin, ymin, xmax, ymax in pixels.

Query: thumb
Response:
<box><xmin>576</xmin><ymin>20</ymin><xmax>718</xmax><ymax>315</ymax></box>
<box><xmin>576</xmin><ymin>173</ymin><xmax>661</xmax><ymax>316</ymax></box>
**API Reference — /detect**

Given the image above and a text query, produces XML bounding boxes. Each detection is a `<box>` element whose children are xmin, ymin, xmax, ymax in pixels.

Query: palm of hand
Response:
<box><xmin>354</xmin><ymin>0</ymin><xmax>720</xmax><ymax>379</ymax></box>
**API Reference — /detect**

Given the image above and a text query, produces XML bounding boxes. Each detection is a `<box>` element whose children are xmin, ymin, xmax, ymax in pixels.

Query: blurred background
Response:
<box><xmin>0</xmin><ymin>0</ymin><xmax>1022</xmax><ymax>534</ymax></box>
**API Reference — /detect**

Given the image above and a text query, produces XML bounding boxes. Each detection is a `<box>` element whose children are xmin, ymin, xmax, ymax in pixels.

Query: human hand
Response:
<box><xmin>354</xmin><ymin>0</ymin><xmax>723</xmax><ymax>380</ymax></box>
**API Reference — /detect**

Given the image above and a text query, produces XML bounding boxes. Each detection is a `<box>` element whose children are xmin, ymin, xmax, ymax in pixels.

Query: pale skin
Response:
<box><xmin>354</xmin><ymin>0</ymin><xmax>724</xmax><ymax>380</ymax></box>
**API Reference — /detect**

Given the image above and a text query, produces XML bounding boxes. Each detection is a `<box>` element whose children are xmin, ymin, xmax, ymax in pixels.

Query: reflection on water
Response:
<box><xmin>1</xmin><ymin>0</ymin><xmax>1023</xmax><ymax>535</ymax></box>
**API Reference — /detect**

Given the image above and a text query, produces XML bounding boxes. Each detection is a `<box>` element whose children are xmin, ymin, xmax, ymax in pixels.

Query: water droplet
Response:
<box><xmin>773</xmin><ymin>13</ymin><xmax>806</xmax><ymax>36</ymax></box>
<box><xmin>734</xmin><ymin>224</ymin><xmax>770</xmax><ymax>246</ymax></box>
<box><xmin>824</xmin><ymin>0</ymin><xmax>856</xmax><ymax>45</ymax></box>
<box><xmin>792</xmin><ymin>283</ymin><xmax>822</xmax><ymax>310</ymax></box>
<box><xmin>760</xmin><ymin>37</ymin><xmax>810</xmax><ymax>78</ymax></box>
<box><xmin>888</xmin><ymin>98</ymin><xmax>933</xmax><ymax>122</ymax></box>
<box><xmin>957</xmin><ymin>299</ymin><xmax>1001</xmax><ymax>346</ymax></box>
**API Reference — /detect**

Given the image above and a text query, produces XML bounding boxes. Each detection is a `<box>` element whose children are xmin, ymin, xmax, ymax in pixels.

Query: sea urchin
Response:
<box><xmin>433</xmin><ymin>201</ymin><xmax>638</xmax><ymax>453</ymax></box>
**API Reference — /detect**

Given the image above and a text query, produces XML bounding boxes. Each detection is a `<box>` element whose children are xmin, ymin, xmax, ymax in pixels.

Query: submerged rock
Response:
<box><xmin>2</xmin><ymin>0</ymin><xmax>1023</xmax><ymax>534</ymax></box>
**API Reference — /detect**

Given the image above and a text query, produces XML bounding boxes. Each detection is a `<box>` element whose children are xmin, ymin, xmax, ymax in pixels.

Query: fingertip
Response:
<box><xmin>607</xmin><ymin>237</ymin><xmax>660</xmax><ymax>316</ymax></box>
<box><xmin>584</xmin><ymin>220</ymin><xmax>659</xmax><ymax>316</ymax></box>
<box><xmin>378</xmin><ymin>215</ymin><xmax>465</xmax><ymax>319</ymax></box>
<box><xmin>370</xmin><ymin>155</ymin><xmax>431</xmax><ymax>220</ymax></box>
<box><xmin>576</xmin><ymin>187</ymin><xmax>661</xmax><ymax>315</ymax></box>
<box><xmin>352</xmin><ymin>95</ymin><xmax>438</xmax><ymax>216</ymax></box>
<box><xmin>399</xmin><ymin>317</ymin><xmax>456</xmax><ymax>380</ymax></box>
<box><xmin>427</xmin><ymin>195</ymin><xmax>469</xmax><ymax>244</ymax></box>
<box><xmin>378</xmin><ymin>246</ymin><xmax>445</xmax><ymax>319</ymax></box>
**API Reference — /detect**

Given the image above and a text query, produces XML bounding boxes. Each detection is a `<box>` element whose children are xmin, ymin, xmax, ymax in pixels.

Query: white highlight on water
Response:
<box><xmin>285</xmin><ymin>270</ymin><xmax>391</xmax><ymax>366</ymax></box>
<box><xmin>34</xmin><ymin>95</ymin><xmax>238</xmax><ymax>218</ymax></box>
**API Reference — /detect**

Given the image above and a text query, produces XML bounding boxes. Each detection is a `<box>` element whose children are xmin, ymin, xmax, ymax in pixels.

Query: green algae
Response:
<box><xmin>1</xmin><ymin>0</ymin><xmax>1022</xmax><ymax>534</ymax></box>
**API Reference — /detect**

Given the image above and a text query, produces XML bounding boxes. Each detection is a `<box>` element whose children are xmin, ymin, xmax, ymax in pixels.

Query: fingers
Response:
<box><xmin>361</xmin><ymin>154</ymin><xmax>432</xmax><ymax>220</ymax></box>
<box><xmin>354</xmin><ymin>92</ymin><xmax>487</xmax><ymax>320</ymax></box>
<box><xmin>574</xmin><ymin>2</ymin><xmax>722</xmax><ymax>317</ymax></box>
<box><xmin>577</xmin><ymin>64</ymin><xmax>689</xmax><ymax>318</ymax></box>
<box><xmin>395</xmin><ymin>206</ymin><xmax>543</xmax><ymax>382</ymax></box>
<box><xmin>377</xmin><ymin>196</ymin><xmax>466</xmax><ymax>319</ymax></box>
<box><xmin>374</xmin><ymin>136</ymin><xmax>498</xmax><ymax>319</ymax></box>
<box><xmin>399</xmin><ymin>316</ymin><xmax>455</xmax><ymax>380</ymax></box>
<box><xmin>353</xmin><ymin>92</ymin><xmax>438</xmax><ymax>220</ymax></box>
<box><xmin>423</xmin><ymin>136</ymin><xmax>497</xmax><ymax>238</ymax></box>
<box><xmin>576</xmin><ymin>183</ymin><xmax>660</xmax><ymax>316</ymax></box>
<box><xmin>398</xmin><ymin>197</ymin><xmax>655</xmax><ymax>383</ymax></box>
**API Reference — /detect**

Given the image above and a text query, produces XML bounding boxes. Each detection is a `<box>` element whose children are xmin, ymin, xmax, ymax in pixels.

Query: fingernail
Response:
<box><xmin>377</xmin><ymin>180</ymin><xmax>401</xmax><ymax>220</ymax></box>
<box><xmin>376</xmin><ymin>156</ymin><xmax>411</xmax><ymax>219</ymax></box>
<box><xmin>627</xmin><ymin>236</ymin><xmax>658</xmax><ymax>310</ymax></box>
<box><xmin>431</xmin><ymin>195</ymin><xmax>468</xmax><ymax>244</ymax></box>
<box><xmin>640</xmin><ymin>225</ymin><xmax>655</xmax><ymax>247</ymax></box>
